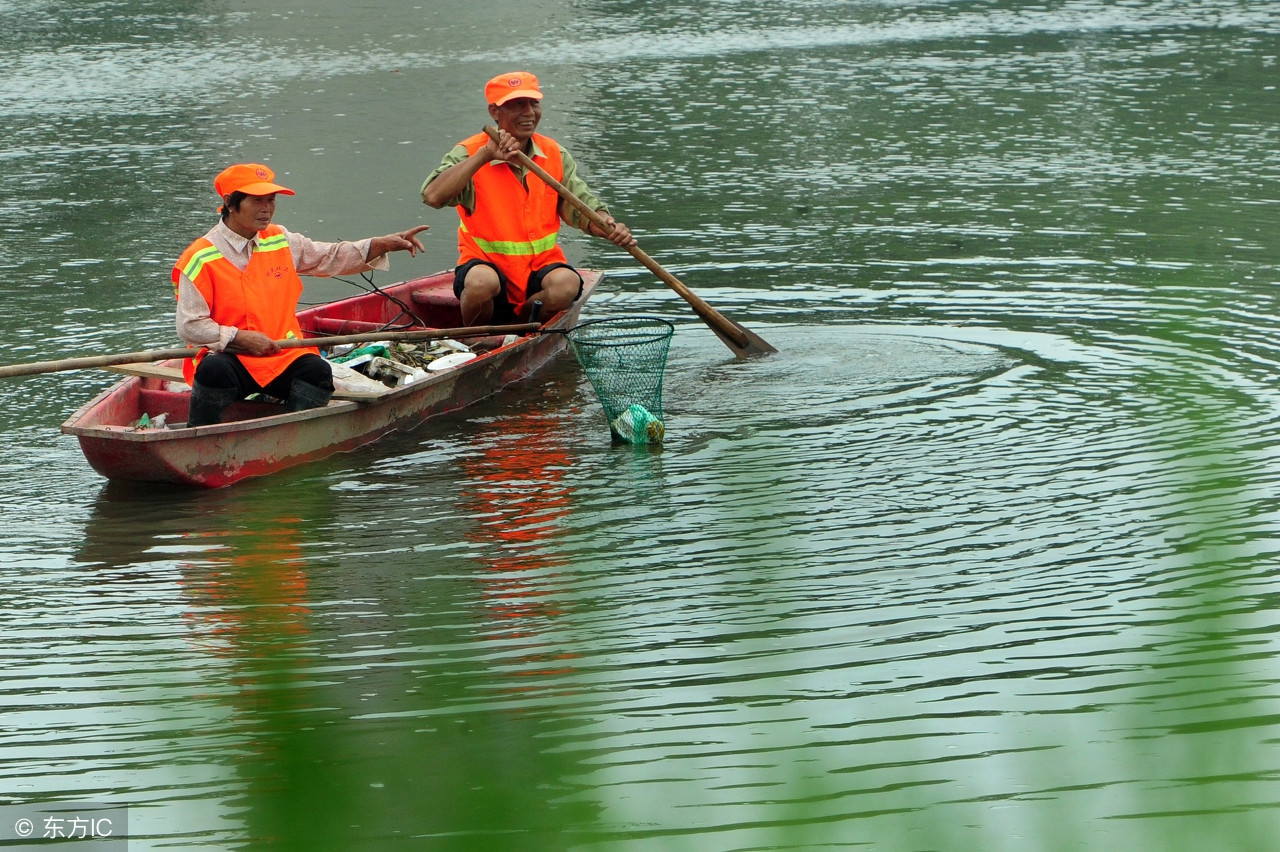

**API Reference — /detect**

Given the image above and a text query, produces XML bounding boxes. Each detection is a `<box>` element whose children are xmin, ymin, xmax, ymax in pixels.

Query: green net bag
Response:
<box><xmin>567</xmin><ymin>317</ymin><xmax>674</xmax><ymax>444</ymax></box>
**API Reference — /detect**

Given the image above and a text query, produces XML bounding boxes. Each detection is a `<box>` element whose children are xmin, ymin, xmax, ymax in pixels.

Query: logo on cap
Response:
<box><xmin>255</xmin><ymin>167</ymin><xmax>270</xmax><ymax>180</ymax></box>
<box><xmin>485</xmin><ymin>71</ymin><xmax>542</xmax><ymax>106</ymax></box>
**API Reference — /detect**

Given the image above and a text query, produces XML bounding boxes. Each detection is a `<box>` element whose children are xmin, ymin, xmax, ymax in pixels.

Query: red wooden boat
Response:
<box><xmin>60</xmin><ymin>269</ymin><xmax>602</xmax><ymax>487</ymax></box>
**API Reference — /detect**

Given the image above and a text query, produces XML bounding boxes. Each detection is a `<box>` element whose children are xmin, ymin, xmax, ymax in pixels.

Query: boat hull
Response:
<box><xmin>61</xmin><ymin>269</ymin><xmax>601</xmax><ymax>487</ymax></box>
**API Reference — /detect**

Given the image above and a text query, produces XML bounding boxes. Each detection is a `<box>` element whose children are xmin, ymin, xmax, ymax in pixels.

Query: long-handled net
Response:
<box><xmin>566</xmin><ymin>317</ymin><xmax>674</xmax><ymax>444</ymax></box>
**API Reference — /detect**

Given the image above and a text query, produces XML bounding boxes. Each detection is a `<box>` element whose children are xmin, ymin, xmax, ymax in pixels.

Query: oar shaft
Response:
<box><xmin>482</xmin><ymin>126</ymin><xmax>754</xmax><ymax>350</ymax></box>
<box><xmin>0</xmin><ymin>323</ymin><xmax>540</xmax><ymax>380</ymax></box>
<box><xmin>624</xmin><ymin>244</ymin><xmax>746</xmax><ymax>340</ymax></box>
<box><xmin>279</xmin><ymin>323</ymin><xmax>540</xmax><ymax>351</ymax></box>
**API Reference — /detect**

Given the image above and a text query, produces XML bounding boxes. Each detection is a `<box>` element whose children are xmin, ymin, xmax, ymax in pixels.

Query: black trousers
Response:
<box><xmin>193</xmin><ymin>352</ymin><xmax>333</xmax><ymax>400</ymax></box>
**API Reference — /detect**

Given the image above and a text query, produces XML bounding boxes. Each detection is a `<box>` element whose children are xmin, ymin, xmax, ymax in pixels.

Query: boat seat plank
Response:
<box><xmin>408</xmin><ymin>287</ymin><xmax>464</xmax><ymax>326</ymax></box>
<box><xmin>409</xmin><ymin>288</ymin><xmax>455</xmax><ymax>308</ymax></box>
<box><xmin>107</xmin><ymin>363</ymin><xmax>185</xmax><ymax>381</ymax></box>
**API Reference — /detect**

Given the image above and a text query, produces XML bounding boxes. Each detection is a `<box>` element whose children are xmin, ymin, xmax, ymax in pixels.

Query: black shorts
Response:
<box><xmin>452</xmin><ymin>260</ymin><xmax>583</xmax><ymax>322</ymax></box>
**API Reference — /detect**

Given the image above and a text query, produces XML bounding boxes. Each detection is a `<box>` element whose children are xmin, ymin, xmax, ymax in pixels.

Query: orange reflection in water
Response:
<box><xmin>178</xmin><ymin>513</ymin><xmax>314</xmax><ymax>708</ymax></box>
<box><xmin>459</xmin><ymin>412</ymin><xmax>580</xmax><ymax>684</ymax></box>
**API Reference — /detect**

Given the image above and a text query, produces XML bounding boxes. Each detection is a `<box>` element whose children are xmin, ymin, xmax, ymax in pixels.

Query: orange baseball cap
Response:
<box><xmin>485</xmin><ymin>71</ymin><xmax>543</xmax><ymax>106</ymax></box>
<box><xmin>214</xmin><ymin>163</ymin><xmax>295</xmax><ymax>199</ymax></box>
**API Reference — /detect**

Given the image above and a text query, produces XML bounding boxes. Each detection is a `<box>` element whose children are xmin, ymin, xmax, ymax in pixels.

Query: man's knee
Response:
<box><xmin>461</xmin><ymin>264</ymin><xmax>502</xmax><ymax>301</ymax></box>
<box><xmin>291</xmin><ymin>354</ymin><xmax>333</xmax><ymax>392</ymax></box>
<box><xmin>538</xmin><ymin>267</ymin><xmax>583</xmax><ymax>307</ymax></box>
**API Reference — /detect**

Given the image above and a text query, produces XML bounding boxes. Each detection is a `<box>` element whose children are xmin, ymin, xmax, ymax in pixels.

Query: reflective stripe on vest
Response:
<box><xmin>179</xmin><ymin>245</ymin><xmax>224</xmax><ymax>292</ymax></box>
<box><xmin>458</xmin><ymin>220</ymin><xmax>560</xmax><ymax>258</ymax></box>
<box><xmin>255</xmin><ymin>232</ymin><xmax>290</xmax><ymax>253</ymax></box>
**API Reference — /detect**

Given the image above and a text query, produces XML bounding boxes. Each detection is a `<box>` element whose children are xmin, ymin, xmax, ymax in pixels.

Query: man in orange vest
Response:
<box><xmin>421</xmin><ymin>71</ymin><xmax>637</xmax><ymax>326</ymax></box>
<box><xmin>174</xmin><ymin>163</ymin><xmax>430</xmax><ymax>427</ymax></box>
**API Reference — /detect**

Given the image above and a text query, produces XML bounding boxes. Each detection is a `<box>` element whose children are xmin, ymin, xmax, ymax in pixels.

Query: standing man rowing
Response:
<box><xmin>421</xmin><ymin>71</ymin><xmax>636</xmax><ymax>326</ymax></box>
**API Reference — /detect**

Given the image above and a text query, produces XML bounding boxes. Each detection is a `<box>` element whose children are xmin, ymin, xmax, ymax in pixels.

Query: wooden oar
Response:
<box><xmin>482</xmin><ymin>126</ymin><xmax>776</xmax><ymax>359</ymax></box>
<box><xmin>0</xmin><ymin>323</ymin><xmax>539</xmax><ymax>380</ymax></box>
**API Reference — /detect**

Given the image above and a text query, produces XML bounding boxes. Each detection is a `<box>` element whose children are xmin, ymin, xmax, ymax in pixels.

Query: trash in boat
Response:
<box><xmin>324</xmin><ymin>338</ymin><xmax>472</xmax><ymax>388</ymax></box>
<box><xmin>426</xmin><ymin>351</ymin><xmax>477</xmax><ymax>372</ymax></box>
<box><xmin>365</xmin><ymin>356</ymin><xmax>428</xmax><ymax>387</ymax></box>
<box><xmin>329</xmin><ymin>343</ymin><xmax>391</xmax><ymax>371</ymax></box>
<box><xmin>130</xmin><ymin>412</ymin><xmax>168</xmax><ymax>431</ymax></box>
<box><xmin>329</xmin><ymin>362</ymin><xmax>392</xmax><ymax>395</ymax></box>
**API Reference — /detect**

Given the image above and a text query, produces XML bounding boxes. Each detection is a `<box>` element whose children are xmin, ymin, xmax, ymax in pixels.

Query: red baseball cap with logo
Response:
<box><xmin>214</xmin><ymin>163</ymin><xmax>295</xmax><ymax>199</ymax></box>
<box><xmin>484</xmin><ymin>72</ymin><xmax>543</xmax><ymax>106</ymax></box>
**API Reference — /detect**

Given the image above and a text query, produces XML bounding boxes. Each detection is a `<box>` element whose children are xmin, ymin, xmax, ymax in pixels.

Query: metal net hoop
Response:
<box><xmin>566</xmin><ymin>317</ymin><xmax>674</xmax><ymax>439</ymax></box>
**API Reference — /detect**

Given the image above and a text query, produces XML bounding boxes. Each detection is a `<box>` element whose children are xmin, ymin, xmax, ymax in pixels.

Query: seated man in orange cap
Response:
<box><xmin>421</xmin><ymin>71</ymin><xmax>637</xmax><ymax>326</ymax></box>
<box><xmin>174</xmin><ymin>162</ymin><xmax>430</xmax><ymax>427</ymax></box>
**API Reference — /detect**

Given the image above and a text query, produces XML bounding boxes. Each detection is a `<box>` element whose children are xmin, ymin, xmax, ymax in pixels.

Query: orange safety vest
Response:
<box><xmin>455</xmin><ymin>132</ymin><xmax>569</xmax><ymax>315</ymax></box>
<box><xmin>171</xmin><ymin>224</ymin><xmax>315</xmax><ymax>387</ymax></box>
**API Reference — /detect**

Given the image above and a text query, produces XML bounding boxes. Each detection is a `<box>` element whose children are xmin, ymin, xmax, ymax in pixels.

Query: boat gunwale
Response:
<box><xmin>59</xmin><ymin>270</ymin><xmax>596</xmax><ymax>444</ymax></box>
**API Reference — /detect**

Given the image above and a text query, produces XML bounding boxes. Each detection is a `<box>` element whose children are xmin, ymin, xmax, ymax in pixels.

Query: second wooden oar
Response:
<box><xmin>482</xmin><ymin>126</ymin><xmax>776</xmax><ymax>359</ymax></box>
<box><xmin>0</xmin><ymin>323</ymin><xmax>540</xmax><ymax>380</ymax></box>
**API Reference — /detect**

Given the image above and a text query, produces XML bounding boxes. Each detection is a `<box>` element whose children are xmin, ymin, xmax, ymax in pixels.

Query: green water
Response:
<box><xmin>1</xmin><ymin>0</ymin><xmax>1279</xmax><ymax>849</ymax></box>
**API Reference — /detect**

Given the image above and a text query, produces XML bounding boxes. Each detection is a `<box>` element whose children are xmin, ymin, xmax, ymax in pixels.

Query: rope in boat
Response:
<box><xmin>298</xmin><ymin>271</ymin><xmax>425</xmax><ymax>335</ymax></box>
